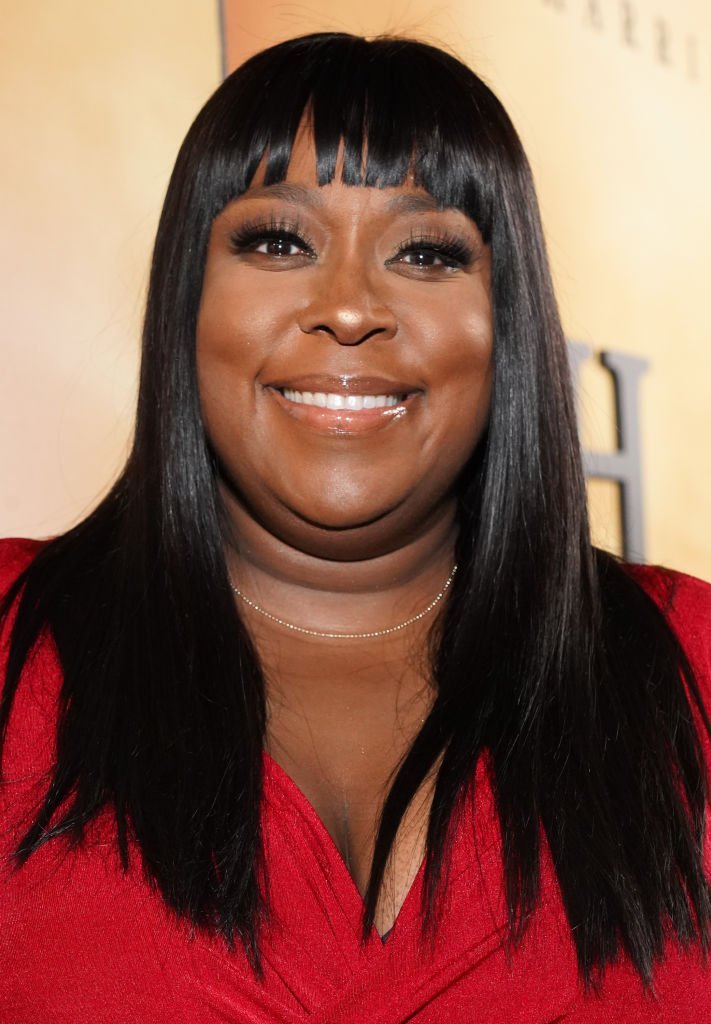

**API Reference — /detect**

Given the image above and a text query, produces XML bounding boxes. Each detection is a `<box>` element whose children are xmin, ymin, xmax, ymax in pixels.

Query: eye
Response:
<box><xmin>252</xmin><ymin>235</ymin><xmax>310</xmax><ymax>258</ymax></box>
<box><xmin>398</xmin><ymin>249</ymin><xmax>453</xmax><ymax>268</ymax></box>
<box><xmin>388</xmin><ymin>234</ymin><xmax>474</xmax><ymax>273</ymax></box>
<box><xmin>228</xmin><ymin>220</ymin><xmax>315</xmax><ymax>261</ymax></box>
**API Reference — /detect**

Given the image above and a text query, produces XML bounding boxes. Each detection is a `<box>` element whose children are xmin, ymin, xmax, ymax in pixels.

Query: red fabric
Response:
<box><xmin>1</xmin><ymin>536</ymin><xmax>710</xmax><ymax>1022</ymax></box>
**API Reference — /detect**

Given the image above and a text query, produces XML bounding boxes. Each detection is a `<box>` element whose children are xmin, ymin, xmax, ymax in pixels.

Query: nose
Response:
<box><xmin>297</xmin><ymin>260</ymin><xmax>398</xmax><ymax>346</ymax></box>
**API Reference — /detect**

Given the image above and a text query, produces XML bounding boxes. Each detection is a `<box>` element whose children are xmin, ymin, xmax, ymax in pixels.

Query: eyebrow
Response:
<box><xmin>238</xmin><ymin>183</ymin><xmax>324</xmax><ymax>207</ymax></box>
<box><xmin>383</xmin><ymin>193</ymin><xmax>445</xmax><ymax>215</ymax></box>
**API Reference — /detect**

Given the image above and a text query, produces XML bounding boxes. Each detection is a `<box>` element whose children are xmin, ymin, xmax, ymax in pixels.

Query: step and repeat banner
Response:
<box><xmin>2</xmin><ymin>0</ymin><xmax>710</xmax><ymax>576</ymax></box>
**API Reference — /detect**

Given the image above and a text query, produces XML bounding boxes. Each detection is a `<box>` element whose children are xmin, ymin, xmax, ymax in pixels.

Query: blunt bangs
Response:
<box><xmin>187</xmin><ymin>34</ymin><xmax>513</xmax><ymax>240</ymax></box>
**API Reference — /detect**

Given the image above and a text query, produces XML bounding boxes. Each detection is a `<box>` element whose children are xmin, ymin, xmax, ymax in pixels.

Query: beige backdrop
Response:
<box><xmin>0</xmin><ymin>1</ymin><xmax>220</xmax><ymax>536</ymax></box>
<box><xmin>2</xmin><ymin>1</ymin><xmax>710</xmax><ymax>578</ymax></box>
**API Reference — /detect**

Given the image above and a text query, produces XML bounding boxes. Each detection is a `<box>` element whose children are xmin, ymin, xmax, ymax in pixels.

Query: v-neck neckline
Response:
<box><xmin>259</xmin><ymin>751</ymin><xmax>580</xmax><ymax>1024</ymax></box>
<box><xmin>262</xmin><ymin>750</ymin><xmax>426</xmax><ymax>948</ymax></box>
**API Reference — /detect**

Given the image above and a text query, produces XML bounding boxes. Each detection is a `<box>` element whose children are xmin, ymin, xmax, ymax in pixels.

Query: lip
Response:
<box><xmin>264</xmin><ymin>375</ymin><xmax>422</xmax><ymax>436</ymax></box>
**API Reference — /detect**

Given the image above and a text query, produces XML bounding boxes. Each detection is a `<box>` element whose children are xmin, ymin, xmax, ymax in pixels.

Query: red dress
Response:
<box><xmin>1</xmin><ymin>537</ymin><xmax>710</xmax><ymax>1022</ymax></box>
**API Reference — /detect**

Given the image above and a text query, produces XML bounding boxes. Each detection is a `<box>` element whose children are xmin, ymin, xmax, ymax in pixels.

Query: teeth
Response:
<box><xmin>281</xmin><ymin>389</ymin><xmax>405</xmax><ymax>410</ymax></box>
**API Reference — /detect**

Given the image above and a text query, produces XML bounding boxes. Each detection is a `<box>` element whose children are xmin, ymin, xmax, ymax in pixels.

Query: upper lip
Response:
<box><xmin>265</xmin><ymin>375</ymin><xmax>422</xmax><ymax>396</ymax></box>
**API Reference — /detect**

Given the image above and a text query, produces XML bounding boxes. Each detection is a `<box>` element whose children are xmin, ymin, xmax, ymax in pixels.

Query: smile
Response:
<box><xmin>280</xmin><ymin>389</ymin><xmax>407</xmax><ymax>410</ymax></box>
<box><xmin>265</xmin><ymin>377</ymin><xmax>421</xmax><ymax>436</ymax></box>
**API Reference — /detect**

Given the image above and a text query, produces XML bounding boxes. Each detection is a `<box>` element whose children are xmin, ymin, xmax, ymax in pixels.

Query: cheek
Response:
<box><xmin>421</xmin><ymin>300</ymin><xmax>493</xmax><ymax>403</ymax></box>
<box><xmin>408</xmin><ymin>272</ymin><xmax>492</xmax><ymax>359</ymax></box>
<box><xmin>196</xmin><ymin>267</ymin><xmax>302</xmax><ymax>370</ymax></box>
<box><xmin>195</xmin><ymin>283</ymin><xmax>285</xmax><ymax>440</ymax></box>
<box><xmin>416</xmin><ymin>309</ymin><xmax>493</xmax><ymax>473</ymax></box>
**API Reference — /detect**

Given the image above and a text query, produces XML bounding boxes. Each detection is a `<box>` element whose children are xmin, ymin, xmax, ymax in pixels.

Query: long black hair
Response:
<box><xmin>1</xmin><ymin>32</ymin><xmax>709</xmax><ymax>984</ymax></box>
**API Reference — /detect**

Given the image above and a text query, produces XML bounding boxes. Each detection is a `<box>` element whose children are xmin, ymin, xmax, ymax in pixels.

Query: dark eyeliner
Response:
<box><xmin>228</xmin><ymin>218</ymin><xmax>314</xmax><ymax>255</ymax></box>
<box><xmin>393</xmin><ymin>232</ymin><xmax>476</xmax><ymax>268</ymax></box>
<box><xmin>409</xmin><ymin>235</ymin><xmax>475</xmax><ymax>266</ymax></box>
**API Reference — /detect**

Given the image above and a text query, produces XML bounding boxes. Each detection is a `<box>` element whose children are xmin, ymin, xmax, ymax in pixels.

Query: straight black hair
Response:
<box><xmin>1</xmin><ymin>32</ymin><xmax>709</xmax><ymax>985</ymax></box>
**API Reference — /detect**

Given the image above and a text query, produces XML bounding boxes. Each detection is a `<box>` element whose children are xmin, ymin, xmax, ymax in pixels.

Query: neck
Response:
<box><xmin>222</xmin><ymin>489</ymin><xmax>458</xmax><ymax>638</ymax></box>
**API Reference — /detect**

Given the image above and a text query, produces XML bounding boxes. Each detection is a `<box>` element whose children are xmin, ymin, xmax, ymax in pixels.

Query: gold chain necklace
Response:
<box><xmin>229</xmin><ymin>564</ymin><xmax>457</xmax><ymax>640</ymax></box>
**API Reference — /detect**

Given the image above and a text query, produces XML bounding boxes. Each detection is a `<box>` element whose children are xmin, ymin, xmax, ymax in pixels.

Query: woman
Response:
<box><xmin>1</xmin><ymin>32</ymin><xmax>710</xmax><ymax>1022</ymax></box>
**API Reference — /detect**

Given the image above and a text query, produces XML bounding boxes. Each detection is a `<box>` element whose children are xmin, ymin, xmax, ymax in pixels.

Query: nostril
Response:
<box><xmin>300</xmin><ymin>323</ymin><xmax>395</xmax><ymax>347</ymax></box>
<box><xmin>298</xmin><ymin>306</ymin><xmax>398</xmax><ymax>346</ymax></box>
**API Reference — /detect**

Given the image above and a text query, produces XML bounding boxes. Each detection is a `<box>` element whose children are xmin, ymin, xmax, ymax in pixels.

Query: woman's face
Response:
<box><xmin>196</xmin><ymin>132</ymin><xmax>493</xmax><ymax>560</ymax></box>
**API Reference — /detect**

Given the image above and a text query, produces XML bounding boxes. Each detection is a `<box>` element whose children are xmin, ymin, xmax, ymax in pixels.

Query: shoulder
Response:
<box><xmin>625</xmin><ymin>561</ymin><xmax>711</xmax><ymax>691</ymax></box>
<box><xmin>0</xmin><ymin>539</ymin><xmax>60</xmax><ymax>816</ymax></box>
<box><xmin>0</xmin><ymin>538</ymin><xmax>46</xmax><ymax>651</ymax></box>
<box><xmin>625</xmin><ymin>562</ymin><xmax>711</xmax><ymax>641</ymax></box>
<box><xmin>0</xmin><ymin>537</ymin><xmax>45</xmax><ymax>599</ymax></box>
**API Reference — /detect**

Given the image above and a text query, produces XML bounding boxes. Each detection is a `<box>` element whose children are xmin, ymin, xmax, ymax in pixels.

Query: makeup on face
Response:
<box><xmin>196</xmin><ymin>132</ymin><xmax>493</xmax><ymax>557</ymax></box>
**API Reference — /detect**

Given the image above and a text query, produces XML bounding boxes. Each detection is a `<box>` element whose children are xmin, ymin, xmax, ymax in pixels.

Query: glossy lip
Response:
<box><xmin>263</xmin><ymin>375</ymin><xmax>423</xmax><ymax>436</ymax></box>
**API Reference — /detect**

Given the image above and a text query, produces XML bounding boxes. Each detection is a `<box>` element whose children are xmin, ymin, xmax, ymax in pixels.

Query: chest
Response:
<box><xmin>269</xmin><ymin>753</ymin><xmax>432</xmax><ymax>935</ymax></box>
<box><xmin>265</xmin><ymin>687</ymin><xmax>433</xmax><ymax>934</ymax></box>
<box><xmin>259</xmin><ymin>627</ymin><xmax>436</xmax><ymax>922</ymax></box>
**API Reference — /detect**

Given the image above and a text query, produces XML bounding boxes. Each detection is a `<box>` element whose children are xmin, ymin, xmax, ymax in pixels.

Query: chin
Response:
<box><xmin>287</xmin><ymin>499</ymin><xmax>398</xmax><ymax>534</ymax></box>
<box><xmin>275</xmin><ymin>523</ymin><xmax>406</xmax><ymax>563</ymax></box>
<box><xmin>272</xmin><ymin>493</ymin><xmax>447</xmax><ymax>563</ymax></box>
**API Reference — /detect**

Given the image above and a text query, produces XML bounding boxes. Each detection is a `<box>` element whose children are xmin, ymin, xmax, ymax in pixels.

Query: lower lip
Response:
<box><xmin>266</xmin><ymin>388</ymin><xmax>419</xmax><ymax>435</ymax></box>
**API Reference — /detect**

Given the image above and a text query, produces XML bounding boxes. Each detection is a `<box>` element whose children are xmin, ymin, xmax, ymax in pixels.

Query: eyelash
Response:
<box><xmin>391</xmin><ymin>233</ymin><xmax>474</xmax><ymax>269</ymax></box>
<box><xmin>228</xmin><ymin>221</ymin><xmax>475</xmax><ymax>269</ymax></box>
<box><xmin>228</xmin><ymin>219</ymin><xmax>315</xmax><ymax>257</ymax></box>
